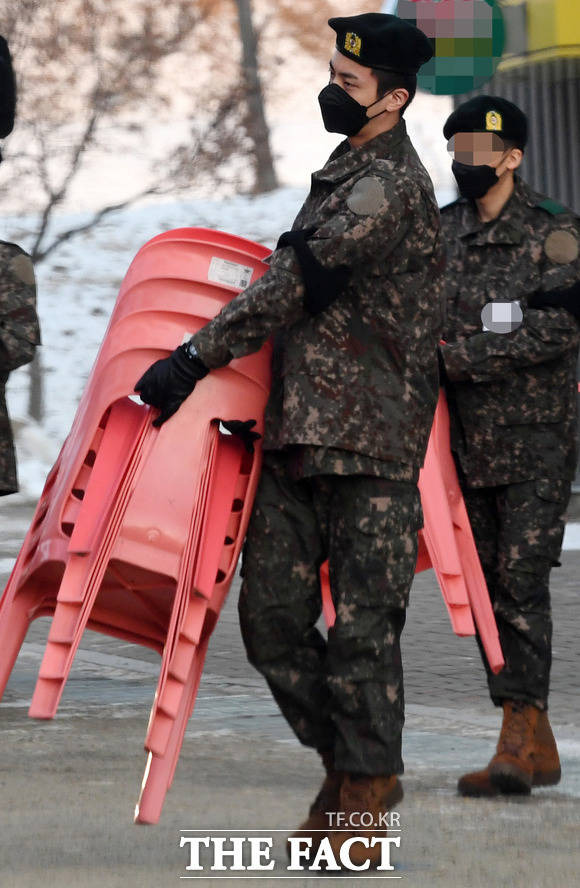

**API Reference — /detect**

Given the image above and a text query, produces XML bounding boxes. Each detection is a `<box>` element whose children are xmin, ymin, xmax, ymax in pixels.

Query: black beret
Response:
<box><xmin>0</xmin><ymin>36</ymin><xmax>16</xmax><ymax>138</ymax></box>
<box><xmin>444</xmin><ymin>95</ymin><xmax>528</xmax><ymax>149</ymax></box>
<box><xmin>328</xmin><ymin>13</ymin><xmax>433</xmax><ymax>76</ymax></box>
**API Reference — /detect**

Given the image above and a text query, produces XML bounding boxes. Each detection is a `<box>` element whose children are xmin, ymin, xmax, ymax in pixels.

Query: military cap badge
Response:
<box><xmin>345</xmin><ymin>32</ymin><xmax>362</xmax><ymax>57</ymax></box>
<box><xmin>485</xmin><ymin>110</ymin><xmax>502</xmax><ymax>132</ymax></box>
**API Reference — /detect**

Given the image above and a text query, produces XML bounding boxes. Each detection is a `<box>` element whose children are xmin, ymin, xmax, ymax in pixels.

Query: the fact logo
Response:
<box><xmin>180</xmin><ymin>824</ymin><xmax>401</xmax><ymax>875</ymax></box>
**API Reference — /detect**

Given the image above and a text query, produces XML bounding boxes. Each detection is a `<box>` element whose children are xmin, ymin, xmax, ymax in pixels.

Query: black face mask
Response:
<box><xmin>451</xmin><ymin>160</ymin><xmax>500</xmax><ymax>200</ymax></box>
<box><xmin>318</xmin><ymin>83</ymin><xmax>386</xmax><ymax>137</ymax></box>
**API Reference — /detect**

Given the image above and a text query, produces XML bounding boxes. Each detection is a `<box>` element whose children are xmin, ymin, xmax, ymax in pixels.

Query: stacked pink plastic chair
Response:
<box><xmin>0</xmin><ymin>227</ymin><xmax>272</xmax><ymax>823</ymax></box>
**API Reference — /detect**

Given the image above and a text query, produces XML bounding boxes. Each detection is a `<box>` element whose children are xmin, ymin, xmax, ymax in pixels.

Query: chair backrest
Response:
<box><xmin>6</xmin><ymin>228</ymin><xmax>272</xmax><ymax>599</ymax></box>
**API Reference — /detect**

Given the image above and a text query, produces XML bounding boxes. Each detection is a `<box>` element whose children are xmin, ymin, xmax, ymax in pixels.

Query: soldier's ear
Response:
<box><xmin>382</xmin><ymin>88</ymin><xmax>409</xmax><ymax>114</ymax></box>
<box><xmin>505</xmin><ymin>147</ymin><xmax>523</xmax><ymax>171</ymax></box>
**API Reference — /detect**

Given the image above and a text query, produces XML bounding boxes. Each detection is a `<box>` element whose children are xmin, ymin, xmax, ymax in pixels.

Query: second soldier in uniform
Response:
<box><xmin>439</xmin><ymin>96</ymin><xmax>580</xmax><ymax>798</ymax></box>
<box><xmin>136</xmin><ymin>13</ymin><xmax>443</xmax><ymax>867</ymax></box>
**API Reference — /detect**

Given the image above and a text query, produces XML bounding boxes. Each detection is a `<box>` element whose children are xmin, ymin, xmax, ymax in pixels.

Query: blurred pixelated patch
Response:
<box><xmin>396</xmin><ymin>0</ymin><xmax>505</xmax><ymax>95</ymax></box>
<box><xmin>481</xmin><ymin>300</ymin><xmax>523</xmax><ymax>334</ymax></box>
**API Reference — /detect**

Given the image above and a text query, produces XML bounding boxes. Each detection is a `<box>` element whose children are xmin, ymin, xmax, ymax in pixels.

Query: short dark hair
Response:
<box><xmin>501</xmin><ymin>138</ymin><xmax>522</xmax><ymax>153</ymax></box>
<box><xmin>371</xmin><ymin>68</ymin><xmax>417</xmax><ymax>116</ymax></box>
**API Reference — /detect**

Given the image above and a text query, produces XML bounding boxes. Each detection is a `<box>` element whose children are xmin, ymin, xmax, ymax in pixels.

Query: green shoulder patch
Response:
<box><xmin>536</xmin><ymin>198</ymin><xmax>568</xmax><ymax>216</ymax></box>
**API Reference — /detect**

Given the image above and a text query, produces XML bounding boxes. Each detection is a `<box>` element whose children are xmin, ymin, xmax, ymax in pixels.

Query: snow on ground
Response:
<box><xmin>4</xmin><ymin>187</ymin><xmax>308</xmax><ymax>502</ymax></box>
<box><xmin>562</xmin><ymin>523</ymin><xmax>580</xmax><ymax>551</ymax></box>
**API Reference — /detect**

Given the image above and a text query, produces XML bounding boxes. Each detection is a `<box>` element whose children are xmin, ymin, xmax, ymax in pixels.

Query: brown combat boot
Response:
<box><xmin>327</xmin><ymin>773</ymin><xmax>403</xmax><ymax>869</ymax></box>
<box><xmin>458</xmin><ymin>703</ymin><xmax>559</xmax><ymax>797</ymax></box>
<box><xmin>531</xmin><ymin>709</ymin><xmax>561</xmax><ymax>785</ymax></box>
<box><xmin>287</xmin><ymin>750</ymin><xmax>342</xmax><ymax>860</ymax></box>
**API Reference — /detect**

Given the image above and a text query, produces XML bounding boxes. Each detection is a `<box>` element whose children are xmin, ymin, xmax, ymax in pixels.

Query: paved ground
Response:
<box><xmin>1</xmin><ymin>500</ymin><xmax>579</xmax><ymax>887</ymax></box>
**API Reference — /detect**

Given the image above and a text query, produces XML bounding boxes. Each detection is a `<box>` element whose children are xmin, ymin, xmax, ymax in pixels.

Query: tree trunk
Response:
<box><xmin>28</xmin><ymin>352</ymin><xmax>43</xmax><ymax>422</ymax></box>
<box><xmin>235</xmin><ymin>0</ymin><xmax>279</xmax><ymax>193</ymax></box>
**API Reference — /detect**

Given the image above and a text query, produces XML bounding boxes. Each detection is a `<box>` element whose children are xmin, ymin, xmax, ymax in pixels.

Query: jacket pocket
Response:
<box><xmin>534</xmin><ymin>478</ymin><xmax>571</xmax><ymax>506</ymax></box>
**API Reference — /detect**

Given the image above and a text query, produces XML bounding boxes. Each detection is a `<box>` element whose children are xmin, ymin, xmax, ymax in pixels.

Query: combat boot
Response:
<box><xmin>531</xmin><ymin>709</ymin><xmax>561</xmax><ymax>786</ymax></box>
<box><xmin>327</xmin><ymin>773</ymin><xmax>403</xmax><ymax>869</ymax></box>
<box><xmin>458</xmin><ymin>702</ymin><xmax>559</xmax><ymax>797</ymax></box>
<box><xmin>287</xmin><ymin>750</ymin><xmax>342</xmax><ymax>860</ymax></box>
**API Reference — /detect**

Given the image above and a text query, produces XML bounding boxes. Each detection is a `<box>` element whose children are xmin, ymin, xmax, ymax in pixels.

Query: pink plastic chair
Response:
<box><xmin>0</xmin><ymin>228</ymin><xmax>272</xmax><ymax>823</ymax></box>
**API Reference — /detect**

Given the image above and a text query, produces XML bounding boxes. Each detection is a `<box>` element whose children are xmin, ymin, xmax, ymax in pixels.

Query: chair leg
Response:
<box><xmin>0</xmin><ymin>592</ymin><xmax>36</xmax><ymax>701</ymax></box>
<box><xmin>135</xmin><ymin>633</ymin><xmax>210</xmax><ymax>825</ymax></box>
<box><xmin>28</xmin><ymin>556</ymin><xmax>98</xmax><ymax>718</ymax></box>
<box><xmin>145</xmin><ymin>596</ymin><xmax>208</xmax><ymax>757</ymax></box>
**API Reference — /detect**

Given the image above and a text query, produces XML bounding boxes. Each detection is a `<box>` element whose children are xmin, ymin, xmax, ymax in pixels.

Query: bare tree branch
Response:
<box><xmin>0</xmin><ymin>0</ymin><xmax>343</xmax><ymax>422</ymax></box>
<box><xmin>32</xmin><ymin>185</ymin><xmax>162</xmax><ymax>263</ymax></box>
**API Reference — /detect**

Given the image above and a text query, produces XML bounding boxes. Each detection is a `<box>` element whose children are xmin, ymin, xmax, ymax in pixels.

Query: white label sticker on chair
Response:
<box><xmin>208</xmin><ymin>256</ymin><xmax>253</xmax><ymax>290</ymax></box>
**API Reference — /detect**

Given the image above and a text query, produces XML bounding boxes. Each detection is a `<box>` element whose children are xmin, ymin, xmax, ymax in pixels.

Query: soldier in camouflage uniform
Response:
<box><xmin>0</xmin><ymin>36</ymin><xmax>41</xmax><ymax>496</ymax></box>
<box><xmin>439</xmin><ymin>96</ymin><xmax>580</xmax><ymax>797</ymax></box>
<box><xmin>136</xmin><ymin>14</ymin><xmax>442</xmax><ymax>866</ymax></box>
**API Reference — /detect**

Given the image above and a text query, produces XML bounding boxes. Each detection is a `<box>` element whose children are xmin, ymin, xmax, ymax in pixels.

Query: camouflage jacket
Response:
<box><xmin>440</xmin><ymin>177</ymin><xmax>580</xmax><ymax>487</ymax></box>
<box><xmin>0</xmin><ymin>241</ymin><xmax>40</xmax><ymax>495</ymax></box>
<box><xmin>193</xmin><ymin>120</ymin><xmax>444</xmax><ymax>472</ymax></box>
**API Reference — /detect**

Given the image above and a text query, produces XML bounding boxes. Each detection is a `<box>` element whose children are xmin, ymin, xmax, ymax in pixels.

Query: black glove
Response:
<box><xmin>134</xmin><ymin>343</ymin><xmax>209</xmax><ymax>427</ymax></box>
<box><xmin>220</xmin><ymin>419</ymin><xmax>261</xmax><ymax>454</ymax></box>
<box><xmin>276</xmin><ymin>227</ymin><xmax>351</xmax><ymax>316</ymax></box>
<box><xmin>527</xmin><ymin>281</ymin><xmax>580</xmax><ymax>321</ymax></box>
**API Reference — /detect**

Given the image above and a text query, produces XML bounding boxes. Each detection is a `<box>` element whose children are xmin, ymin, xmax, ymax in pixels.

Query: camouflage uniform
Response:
<box><xmin>194</xmin><ymin>120</ymin><xmax>444</xmax><ymax>774</ymax></box>
<box><xmin>239</xmin><ymin>454</ymin><xmax>422</xmax><ymax>775</ymax></box>
<box><xmin>0</xmin><ymin>241</ymin><xmax>40</xmax><ymax>495</ymax></box>
<box><xmin>440</xmin><ymin>177</ymin><xmax>580</xmax><ymax>709</ymax></box>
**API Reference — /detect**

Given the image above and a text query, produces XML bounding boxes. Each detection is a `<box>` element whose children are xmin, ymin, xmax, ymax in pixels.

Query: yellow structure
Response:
<box><xmin>500</xmin><ymin>0</ymin><xmax>580</xmax><ymax>68</ymax></box>
<box><xmin>529</xmin><ymin>0</ymin><xmax>580</xmax><ymax>54</ymax></box>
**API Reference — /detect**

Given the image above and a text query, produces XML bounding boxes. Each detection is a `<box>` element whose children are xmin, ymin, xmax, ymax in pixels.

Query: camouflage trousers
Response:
<box><xmin>462</xmin><ymin>478</ymin><xmax>571</xmax><ymax>711</ymax></box>
<box><xmin>238</xmin><ymin>452</ymin><xmax>423</xmax><ymax>776</ymax></box>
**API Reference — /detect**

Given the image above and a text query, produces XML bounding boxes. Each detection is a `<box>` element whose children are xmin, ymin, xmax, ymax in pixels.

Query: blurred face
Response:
<box><xmin>447</xmin><ymin>132</ymin><xmax>507</xmax><ymax>166</ymax></box>
<box><xmin>447</xmin><ymin>131</ymin><xmax>523</xmax><ymax>174</ymax></box>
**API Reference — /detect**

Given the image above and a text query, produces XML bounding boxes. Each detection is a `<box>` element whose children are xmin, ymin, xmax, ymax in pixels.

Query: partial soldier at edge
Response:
<box><xmin>0</xmin><ymin>36</ymin><xmax>41</xmax><ymax>497</ymax></box>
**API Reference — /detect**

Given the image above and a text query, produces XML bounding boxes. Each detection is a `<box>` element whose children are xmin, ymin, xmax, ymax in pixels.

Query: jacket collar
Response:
<box><xmin>456</xmin><ymin>176</ymin><xmax>534</xmax><ymax>246</ymax></box>
<box><xmin>313</xmin><ymin>119</ymin><xmax>409</xmax><ymax>185</ymax></box>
